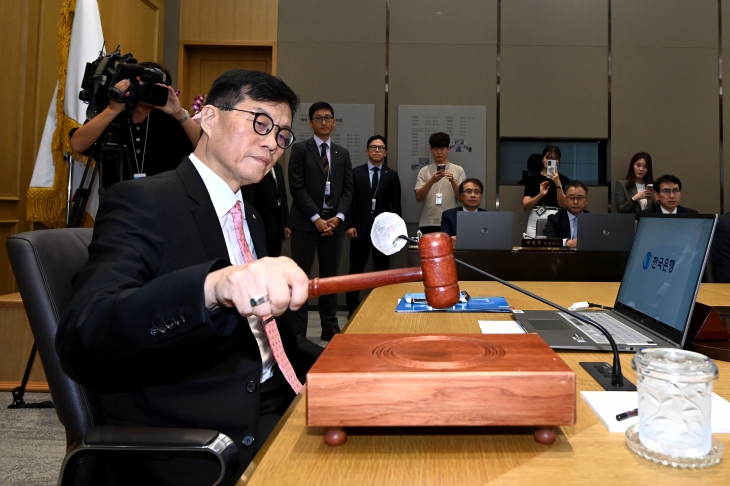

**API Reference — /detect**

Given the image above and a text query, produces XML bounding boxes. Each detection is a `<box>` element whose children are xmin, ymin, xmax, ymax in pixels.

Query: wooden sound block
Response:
<box><xmin>306</xmin><ymin>334</ymin><xmax>576</xmax><ymax>431</ymax></box>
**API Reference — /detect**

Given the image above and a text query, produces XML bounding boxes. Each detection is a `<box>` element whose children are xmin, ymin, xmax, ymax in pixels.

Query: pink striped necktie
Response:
<box><xmin>229</xmin><ymin>201</ymin><xmax>302</xmax><ymax>394</ymax></box>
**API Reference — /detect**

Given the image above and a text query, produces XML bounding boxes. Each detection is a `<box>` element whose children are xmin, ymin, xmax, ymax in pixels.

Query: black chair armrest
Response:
<box><xmin>60</xmin><ymin>426</ymin><xmax>239</xmax><ymax>486</ymax></box>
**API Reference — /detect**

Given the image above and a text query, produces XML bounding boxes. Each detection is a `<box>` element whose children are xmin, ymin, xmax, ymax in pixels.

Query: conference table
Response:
<box><xmin>238</xmin><ymin>282</ymin><xmax>730</xmax><ymax>485</ymax></box>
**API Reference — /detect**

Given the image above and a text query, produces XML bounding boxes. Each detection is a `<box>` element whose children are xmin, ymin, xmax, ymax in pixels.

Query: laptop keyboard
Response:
<box><xmin>557</xmin><ymin>312</ymin><xmax>654</xmax><ymax>344</ymax></box>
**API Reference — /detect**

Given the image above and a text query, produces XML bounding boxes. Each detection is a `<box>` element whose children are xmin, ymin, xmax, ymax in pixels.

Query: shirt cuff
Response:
<box><xmin>310</xmin><ymin>214</ymin><xmax>321</xmax><ymax>222</ymax></box>
<box><xmin>563</xmin><ymin>238</ymin><xmax>568</xmax><ymax>246</ymax></box>
<box><xmin>336</xmin><ymin>212</ymin><xmax>345</xmax><ymax>222</ymax></box>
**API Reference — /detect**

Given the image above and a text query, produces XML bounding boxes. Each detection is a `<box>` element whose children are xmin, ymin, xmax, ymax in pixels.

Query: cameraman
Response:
<box><xmin>70</xmin><ymin>62</ymin><xmax>199</xmax><ymax>189</ymax></box>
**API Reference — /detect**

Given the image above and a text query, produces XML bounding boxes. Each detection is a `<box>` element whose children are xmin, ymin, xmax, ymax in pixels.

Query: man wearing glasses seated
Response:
<box><xmin>440</xmin><ymin>178</ymin><xmax>486</xmax><ymax>247</ymax></box>
<box><xmin>544</xmin><ymin>180</ymin><xmax>590</xmax><ymax>248</ymax></box>
<box><xmin>59</xmin><ymin>70</ymin><xmax>317</xmax><ymax>484</ymax></box>
<box><xmin>288</xmin><ymin>102</ymin><xmax>354</xmax><ymax>340</ymax></box>
<box><xmin>641</xmin><ymin>174</ymin><xmax>698</xmax><ymax>215</ymax></box>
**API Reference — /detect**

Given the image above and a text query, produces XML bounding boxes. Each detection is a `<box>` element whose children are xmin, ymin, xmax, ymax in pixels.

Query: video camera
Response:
<box><xmin>79</xmin><ymin>48</ymin><xmax>169</xmax><ymax>120</ymax></box>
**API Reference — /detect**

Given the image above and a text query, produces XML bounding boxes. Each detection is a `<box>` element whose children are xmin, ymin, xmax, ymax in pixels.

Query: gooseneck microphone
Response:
<box><xmin>370</xmin><ymin>213</ymin><xmax>628</xmax><ymax>389</ymax></box>
<box><xmin>454</xmin><ymin>258</ymin><xmax>625</xmax><ymax>387</ymax></box>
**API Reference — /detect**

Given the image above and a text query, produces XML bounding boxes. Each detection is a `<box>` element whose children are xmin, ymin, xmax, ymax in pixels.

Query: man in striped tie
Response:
<box><xmin>288</xmin><ymin>102</ymin><xmax>354</xmax><ymax>341</ymax></box>
<box><xmin>58</xmin><ymin>69</ymin><xmax>319</xmax><ymax>485</ymax></box>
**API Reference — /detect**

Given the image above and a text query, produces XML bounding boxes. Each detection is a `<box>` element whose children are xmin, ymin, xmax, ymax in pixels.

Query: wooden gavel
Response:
<box><xmin>308</xmin><ymin>232</ymin><xmax>460</xmax><ymax>308</ymax></box>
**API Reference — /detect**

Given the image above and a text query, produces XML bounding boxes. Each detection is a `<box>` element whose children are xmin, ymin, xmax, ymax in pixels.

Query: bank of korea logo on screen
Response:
<box><xmin>643</xmin><ymin>252</ymin><xmax>652</xmax><ymax>270</ymax></box>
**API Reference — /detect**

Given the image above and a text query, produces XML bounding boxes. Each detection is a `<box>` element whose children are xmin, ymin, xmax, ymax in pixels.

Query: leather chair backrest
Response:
<box><xmin>536</xmin><ymin>218</ymin><xmax>548</xmax><ymax>237</ymax></box>
<box><xmin>7</xmin><ymin>228</ymin><xmax>100</xmax><ymax>445</ymax></box>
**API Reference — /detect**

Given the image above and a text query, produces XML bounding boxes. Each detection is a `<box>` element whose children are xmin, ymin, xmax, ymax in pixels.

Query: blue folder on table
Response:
<box><xmin>396</xmin><ymin>293</ymin><xmax>511</xmax><ymax>313</ymax></box>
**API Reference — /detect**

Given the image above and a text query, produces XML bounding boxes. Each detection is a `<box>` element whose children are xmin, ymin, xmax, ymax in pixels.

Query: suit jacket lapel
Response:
<box><xmin>177</xmin><ymin>158</ymin><xmax>229</xmax><ymax>261</ymax></box>
<box><xmin>308</xmin><ymin>138</ymin><xmax>327</xmax><ymax>176</ymax></box>
<box><xmin>244</xmin><ymin>203</ymin><xmax>268</xmax><ymax>258</ymax></box>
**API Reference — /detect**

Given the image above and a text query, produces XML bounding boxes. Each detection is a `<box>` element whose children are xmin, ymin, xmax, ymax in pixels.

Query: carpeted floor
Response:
<box><xmin>0</xmin><ymin>311</ymin><xmax>347</xmax><ymax>485</ymax></box>
<box><xmin>0</xmin><ymin>392</ymin><xmax>66</xmax><ymax>486</ymax></box>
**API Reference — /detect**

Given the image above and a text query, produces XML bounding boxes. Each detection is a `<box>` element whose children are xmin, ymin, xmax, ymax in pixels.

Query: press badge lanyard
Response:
<box><xmin>129</xmin><ymin>117</ymin><xmax>149</xmax><ymax>179</ymax></box>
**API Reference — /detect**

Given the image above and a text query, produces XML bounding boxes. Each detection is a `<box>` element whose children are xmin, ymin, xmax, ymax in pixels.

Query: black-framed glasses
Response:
<box><xmin>661</xmin><ymin>188</ymin><xmax>681</xmax><ymax>195</ymax></box>
<box><xmin>214</xmin><ymin>106</ymin><xmax>296</xmax><ymax>149</ymax></box>
<box><xmin>566</xmin><ymin>195</ymin><xmax>586</xmax><ymax>202</ymax></box>
<box><xmin>462</xmin><ymin>189</ymin><xmax>482</xmax><ymax>195</ymax></box>
<box><xmin>368</xmin><ymin>145</ymin><xmax>386</xmax><ymax>152</ymax></box>
<box><xmin>311</xmin><ymin>115</ymin><xmax>334</xmax><ymax>123</ymax></box>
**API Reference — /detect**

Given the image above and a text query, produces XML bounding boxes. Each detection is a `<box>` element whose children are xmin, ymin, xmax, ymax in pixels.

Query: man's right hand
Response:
<box><xmin>108</xmin><ymin>79</ymin><xmax>131</xmax><ymax>114</ymax></box>
<box><xmin>203</xmin><ymin>256</ymin><xmax>309</xmax><ymax>318</ymax></box>
<box><xmin>346</xmin><ymin>228</ymin><xmax>357</xmax><ymax>239</ymax></box>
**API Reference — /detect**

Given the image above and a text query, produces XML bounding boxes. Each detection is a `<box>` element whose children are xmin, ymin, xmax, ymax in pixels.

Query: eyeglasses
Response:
<box><xmin>311</xmin><ymin>115</ymin><xmax>334</xmax><ymax>123</ymax></box>
<box><xmin>566</xmin><ymin>195</ymin><xmax>586</xmax><ymax>202</ymax></box>
<box><xmin>368</xmin><ymin>145</ymin><xmax>386</xmax><ymax>152</ymax></box>
<box><xmin>462</xmin><ymin>190</ymin><xmax>482</xmax><ymax>195</ymax></box>
<box><xmin>214</xmin><ymin>106</ymin><xmax>295</xmax><ymax>149</ymax></box>
<box><xmin>660</xmin><ymin>188</ymin><xmax>681</xmax><ymax>195</ymax></box>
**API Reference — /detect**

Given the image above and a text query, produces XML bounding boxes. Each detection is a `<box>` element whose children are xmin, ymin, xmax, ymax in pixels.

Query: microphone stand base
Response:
<box><xmin>580</xmin><ymin>362</ymin><xmax>637</xmax><ymax>391</ymax></box>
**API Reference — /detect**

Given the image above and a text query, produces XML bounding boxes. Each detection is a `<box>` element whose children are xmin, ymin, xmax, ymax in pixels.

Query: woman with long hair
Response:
<box><xmin>522</xmin><ymin>145</ymin><xmax>571</xmax><ymax>237</ymax></box>
<box><xmin>615</xmin><ymin>152</ymin><xmax>655</xmax><ymax>217</ymax></box>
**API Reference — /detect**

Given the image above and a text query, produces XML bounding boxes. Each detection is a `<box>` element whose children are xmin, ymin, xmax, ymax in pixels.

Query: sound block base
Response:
<box><xmin>323</xmin><ymin>427</ymin><xmax>557</xmax><ymax>446</ymax></box>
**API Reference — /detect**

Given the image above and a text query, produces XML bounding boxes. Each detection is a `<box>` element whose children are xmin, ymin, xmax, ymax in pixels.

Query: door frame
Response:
<box><xmin>178</xmin><ymin>40</ymin><xmax>277</xmax><ymax>110</ymax></box>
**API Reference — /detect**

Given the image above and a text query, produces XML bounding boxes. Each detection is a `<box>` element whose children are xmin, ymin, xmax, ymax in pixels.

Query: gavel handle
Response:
<box><xmin>309</xmin><ymin>267</ymin><xmax>423</xmax><ymax>297</ymax></box>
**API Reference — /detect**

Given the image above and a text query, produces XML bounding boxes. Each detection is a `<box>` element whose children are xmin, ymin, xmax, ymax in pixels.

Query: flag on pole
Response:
<box><xmin>27</xmin><ymin>0</ymin><xmax>104</xmax><ymax>227</ymax></box>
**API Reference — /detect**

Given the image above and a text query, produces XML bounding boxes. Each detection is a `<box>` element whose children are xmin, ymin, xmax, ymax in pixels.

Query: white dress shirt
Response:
<box><xmin>190</xmin><ymin>153</ymin><xmax>275</xmax><ymax>382</ymax></box>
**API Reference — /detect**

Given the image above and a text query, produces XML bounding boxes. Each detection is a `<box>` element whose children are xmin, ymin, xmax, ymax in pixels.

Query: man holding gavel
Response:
<box><xmin>57</xmin><ymin>70</ymin><xmax>315</xmax><ymax>485</ymax></box>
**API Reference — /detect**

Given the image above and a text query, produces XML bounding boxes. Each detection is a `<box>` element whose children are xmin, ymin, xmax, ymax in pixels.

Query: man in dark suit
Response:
<box><xmin>288</xmin><ymin>102</ymin><xmax>354</xmax><ymax>340</ymax></box>
<box><xmin>345</xmin><ymin>135</ymin><xmax>402</xmax><ymax>317</ymax></box>
<box><xmin>544</xmin><ymin>180</ymin><xmax>589</xmax><ymax>248</ymax></box>
<box><xmin>440</xmin><ymin>178</ymin><xmax>486</xmax><ymax>248</ymax></box>
<box><xmin>249</xmin><ymin>161</ymin><xmax>290</xmax><ymax>256</ymax></box>
<box><xmin>57</xmin><ymin>70</ymin><xmax>314</xmax><ymax>485</ymax></box>
<box><xmin>640</xmin><ymin>174</ymin><xmax>699</xmax><ymax>215</ymax></box>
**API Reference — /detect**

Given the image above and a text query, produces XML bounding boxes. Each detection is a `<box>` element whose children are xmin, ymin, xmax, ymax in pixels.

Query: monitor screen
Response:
<box><xmin>615</xmin><ymin>215</ymin><xmax>716</xmax><ymax>342</ymax></box>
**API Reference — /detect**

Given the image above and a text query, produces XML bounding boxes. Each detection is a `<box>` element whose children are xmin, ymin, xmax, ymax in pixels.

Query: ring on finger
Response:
<box><xmin>250</xmin><ymin>295</ymin><xmax>270</xmax><ymax>307</ymax></box>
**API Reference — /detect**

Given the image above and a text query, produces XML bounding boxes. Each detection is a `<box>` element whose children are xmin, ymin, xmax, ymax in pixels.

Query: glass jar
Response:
<box><xmin>632</xmin><ymin>348</ymin><xmax>718</xmax><ymax>458</ymax></box>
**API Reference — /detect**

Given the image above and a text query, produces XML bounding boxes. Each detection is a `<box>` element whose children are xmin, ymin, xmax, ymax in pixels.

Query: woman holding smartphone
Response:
<box><xmin>614</xmin><ymin>152</ymin><xmax>655</xmax><ymax>218</ymax></box>
<box><xmin>522</xmin><ymin>145</ymin><xmax>571</xmax><ymax>237</ymax></box>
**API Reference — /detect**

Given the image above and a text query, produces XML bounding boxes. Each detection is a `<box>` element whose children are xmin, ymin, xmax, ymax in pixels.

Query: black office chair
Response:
<box><xmin>7</xmin><ymin>229</ymin><xmax>239</xmax><ymax>486</ymax></box>
<box><xmin>536</xmin><ymin>218</ymin><xmax>548</xmax><ymax>237</ymax></box>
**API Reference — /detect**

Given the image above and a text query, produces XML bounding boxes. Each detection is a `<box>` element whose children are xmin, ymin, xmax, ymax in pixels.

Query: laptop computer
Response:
<box><xmin>513</xmin><ymin>213</ymin><xmax>717</xmax><ymax>351</ymax></box>
<box><xmin>456</xmin><ymin>211</ymin><xmax>513</xmax><ymax>251</ymax></box>
<box><xmin>576</xmin><ymin>213</ymin><xmax>636</xmax><ymax>252</ymax></box>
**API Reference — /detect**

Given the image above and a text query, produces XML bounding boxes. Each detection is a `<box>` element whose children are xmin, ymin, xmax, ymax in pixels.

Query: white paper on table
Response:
<box><xmin>478</xmin><ymin>320</ymin><xmax>526</xmax><ymax>334</ymax></box>
<box><xmin>581</xmin><ymin>391</ymin><xmax>730</xmax><ymax>433</ymax></box>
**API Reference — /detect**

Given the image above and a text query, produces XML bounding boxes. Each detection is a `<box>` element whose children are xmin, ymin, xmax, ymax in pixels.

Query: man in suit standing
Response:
<box><xmin>57</xmin><ymin>70</ymin><xmax>314</xmax><ymax>485</ymax></box>
<box><xmin>288</xmin><ymin>102</ymin><xmax>354</xmax><ymax>340</ymax></box>
<box><xmin>641</xmin><ymin>174</ymin><xmax>698</xmax><ymax>215</ymax></box>
<box><xmin>440</xmin><ymin>178</ymin><xmax>486</xmax><ymax>248</ymax></box>
<box><xmin>250</xmin><ymin>161</ymin><xmax>290</xmax><ymax>256</ymax></box>
<box><xmin>345</xmin><ymin>135</ymin><xmax>402</xmax><ymax>317</ymax></box>
<box><xmin>544</xmin><ymin>180</ymin><xmax>589</xmax><ymax>248</ymax></box>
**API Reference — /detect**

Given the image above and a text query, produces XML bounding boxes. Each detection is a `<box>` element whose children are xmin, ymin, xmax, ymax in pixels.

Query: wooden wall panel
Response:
<box><xmin>0</xmin><ymin>1</ymin><xmax>31</xmax><ymax>201</ymax></box>
<box><xmin>612</xmin><ymin>1</ymin><xmax>720</xmax><ymax>214</ymax></box>
<box><xmin>99</xmin><ymin>0</ymin><xmax>165</xmax><ymax>64</ymax></box>
<box><xmin>180</xmin><ymin>0</ymin><xmax>278</xmax><ymax>42</ymax></box>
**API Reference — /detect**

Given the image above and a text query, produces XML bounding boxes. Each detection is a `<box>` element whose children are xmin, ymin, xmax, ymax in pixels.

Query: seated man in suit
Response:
<box><xmin>440</xmin><ymin>178</ymin><xmax>486</xmax><ymax>247</ymax></box>
<box><xmin>641</xmin><ymin>174</ymin><xmax>698</xmax><ymax>215</ymax></box>
<box><xmin>544</xmin><ymin>180</ymin><xmax>589</xmax><ymax>248</ymax></box>
<box><xmin>57</xmin><ymin>70</ymin><xmax>315</xmax><ymax>485</ymax></box>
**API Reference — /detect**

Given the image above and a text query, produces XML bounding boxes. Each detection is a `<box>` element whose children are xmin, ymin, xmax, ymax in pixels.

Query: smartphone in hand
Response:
<box><xmin>437</xmin><ymin>164</ymin><xmax>446</xmax><ymax>172</ymax></box>
<box><xmin>546</xmin><ymin>160</ymin><xmax>557</xmax><ymax>177</ymax></box>
<box><xmin>646</xmin><ymin>184</ymin><xmax>653</xmax><ymax>192</ymax></box>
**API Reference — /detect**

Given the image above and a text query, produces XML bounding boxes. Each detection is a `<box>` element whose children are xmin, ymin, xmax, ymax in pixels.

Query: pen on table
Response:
<box><xmin>616</xmin><ymin>408</ymin><xmax>638</xmax><ymax>421</ymax></box>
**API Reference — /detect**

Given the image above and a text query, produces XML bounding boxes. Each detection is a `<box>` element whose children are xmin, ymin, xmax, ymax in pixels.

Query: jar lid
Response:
<box><xmin>631</xmin><ymin>348</ymin><xmax>718</xmax><ymax>383</ymax></box>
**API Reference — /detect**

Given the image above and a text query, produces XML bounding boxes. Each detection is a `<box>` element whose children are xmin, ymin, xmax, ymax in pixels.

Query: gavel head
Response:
<box><xmin>418</xmin><ymin>232</ymin><xmax>460</xmax><ymax>308</ymax></box>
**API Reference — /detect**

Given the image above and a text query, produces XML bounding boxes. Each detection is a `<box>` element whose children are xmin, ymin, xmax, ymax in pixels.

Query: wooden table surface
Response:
<box><xmin>238</xmin><ymin>282</ymin><xmax>730</xmax><ymax>485</ymax></box>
